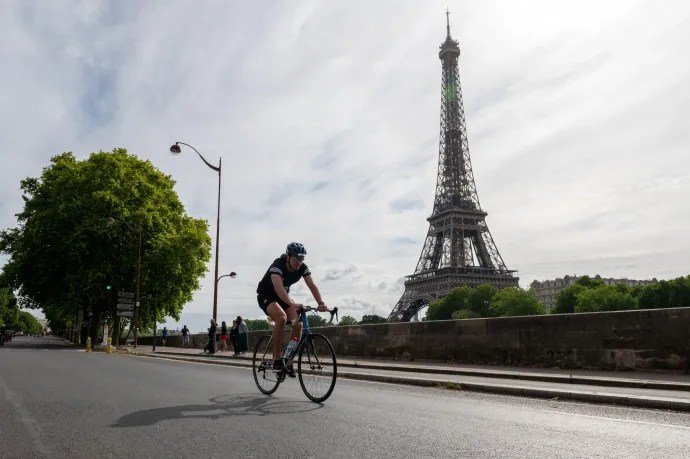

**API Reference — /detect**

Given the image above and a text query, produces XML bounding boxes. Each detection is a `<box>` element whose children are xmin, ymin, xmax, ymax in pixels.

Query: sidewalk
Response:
<box><xmin>117</xmin><ymin>344</ymin><xmax>690</xmax><ymax>412</ymax></box>
<box><xmin>123</xmin><ymin>344</ymin><xmax>690</xmax><ymax>389</ymax></box>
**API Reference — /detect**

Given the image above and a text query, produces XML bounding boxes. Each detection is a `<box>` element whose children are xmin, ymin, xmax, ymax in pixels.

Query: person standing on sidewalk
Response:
<box><xmin>235</xmin><ymin>316</ymin><xmax>249</xmax><ymax>356</ymax></box>
<box><xmin>204</xmin><ymin>319</ymin><xmax>217</xmax><ymax>354</ymax></box>
<box><xmin>220</xmin><ymin>321</ymin><xmax>228</xmax><ymax>352</ymax></box>
<box><xmin>181</xmin><ymin>325</ymin><xmax>190</xmax><ymax>348</ymax></box>
<box><xmin>161</xmin><ymin>327</ymin><xmax>168</xmax><ymax>346</ymax></box>
<box><xmin>229</xmin><ymin>319</ymin><xmax>238</xmax><ymax>355</ymax></box>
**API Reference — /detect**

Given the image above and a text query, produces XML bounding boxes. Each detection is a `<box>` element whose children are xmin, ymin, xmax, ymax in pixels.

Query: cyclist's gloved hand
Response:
<box><xmin>317</xmin><ymin>303</ymin><xmax>328</xmax><ymax>312</ymax></box>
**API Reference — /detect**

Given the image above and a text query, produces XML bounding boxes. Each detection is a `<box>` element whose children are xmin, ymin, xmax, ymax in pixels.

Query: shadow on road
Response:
<box><xmin>111</xmin><ymin>393</ymin><xmax>324</xmax><ymax>427</ymax></box>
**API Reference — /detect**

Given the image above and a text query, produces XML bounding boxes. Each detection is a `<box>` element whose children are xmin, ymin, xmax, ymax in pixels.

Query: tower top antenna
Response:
<box><xmin>446</xmin><ymin>7</ymin><xmax>451</xmax><ymax>38</ymax></box>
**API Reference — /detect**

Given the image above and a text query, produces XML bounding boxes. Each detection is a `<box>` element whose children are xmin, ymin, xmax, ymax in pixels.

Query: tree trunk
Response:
<box><xmin>111</xmin><ymin>309</ymin><xmax>120</xmax><ymax>346</ymax></box>
<box><xmin>89</xmin><ymin>303</ymin><xmax>101</xmax><ymax>346</ymax></box>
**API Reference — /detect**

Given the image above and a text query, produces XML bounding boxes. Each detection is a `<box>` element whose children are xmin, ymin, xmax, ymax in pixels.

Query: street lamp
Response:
<box><xmin>106</xmin><ymin>216</ymin><xmax>142</xmax><ymax>349</ymax></box>
<box><xmin>216</xmin><ymin>271</ymin><xmax>237</xmax><ymax>286</ymax></box>
<box><xmin>170</xmin><ymin>141</ymin><xmax>222</xmax><ymax>322</ymax></box>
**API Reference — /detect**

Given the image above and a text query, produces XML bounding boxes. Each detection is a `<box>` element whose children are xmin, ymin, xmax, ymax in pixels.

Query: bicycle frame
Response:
<box><xmin>284</xmin><ymin>307</ymin><xmax>313</xmax><ymax>361</ymax></box>
<box><xmin>257</xmin><ymin>305</ymin><xmax>335</xmax><ymax>364</ymax></box>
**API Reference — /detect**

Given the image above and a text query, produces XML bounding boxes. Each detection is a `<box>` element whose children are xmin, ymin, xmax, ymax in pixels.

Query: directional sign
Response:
<box><xmin>117</xmin><ymin>304</ymin><xmax>134</xmax><ymax>310</ymax></box>
<box><xmin>117</xmin><ymin>291</ymin><xmax>135</xmax><ymax>299</ymax></box>
<box><xmin>117</xmin><ymin>298</ymin><xmax>134</xmax><ymax>305</ymax></box>
<box><xmin>117</xmin><ymin>311</ymin><xmax>134</xmax><ymax>317</ymax></box>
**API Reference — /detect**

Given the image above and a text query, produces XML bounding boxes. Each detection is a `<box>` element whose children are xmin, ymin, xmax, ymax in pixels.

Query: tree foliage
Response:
<box><xmin>467</xmin><ymin>284</ymin><xmax>498</xmax><ymax>317</ymax></box>
<box><xmin>0</xmin><ymin>273</ymin><xmax>19</xmax><ymax>327</ymax></box>
<box><xmin>245</xmin><ymin>319</ymin><xmax>271</xmax><ymax>331</ymax></box>
<box><xmin>359</xmin><ymin>314</ymin><xmax>387</xmax><ymax>325</ymax></box>
<box><xmin>490</xmin><ymin>287</ymin><xmax>545</xmax><ymax>317</ymax></box>
<box><xmin>451</xmin><ymin>309</ymin><xmax>481</xmax><ymax>320</ymax></box>
<box><xmin>425</xmin><ymin>284</ymin><xmax>543</xmax><ymax>321</ymax></box>
<box><xmin>0</xmin><ymin>149</ymin><xmax>212</xmax><ymax>344</ymax></box>
<box><xmin>549</xmin><ymin>275</ymin><xmax>690</xmax><ymax>315</ymax></box>
<box><xmin>574</xmin><ymin>285</ymin><xmax>637</xmax><ymax>313</ymax></box>
<box><xmin>552</xmin><ymin>284</ymin><xmax>586</xmax><ymax>314</ymax></box>
<box><xmin>426</xmin><ymin>286</ymin><xmax>473</xmax><ymax>320</ymax></box>
<box><xmin>308</xmin><ymin>314</ymin><xmax>327</xmax><ymax>327</ymax></box>
<box><xmin>338</xmin><ymin>315</ymin><xmax>358</xmax><ymax>326</ymax></box>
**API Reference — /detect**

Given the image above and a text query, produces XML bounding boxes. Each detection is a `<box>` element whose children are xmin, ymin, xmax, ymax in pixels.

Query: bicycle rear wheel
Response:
<box><xmin>297</xmin><ymin>333</ymin><xmax>337</xmax><ymax>403</ymax></box>
<box><xmin>252</xmin><ymin>335</ymin><xmax>282</xmax><ymax>395</ymax></box>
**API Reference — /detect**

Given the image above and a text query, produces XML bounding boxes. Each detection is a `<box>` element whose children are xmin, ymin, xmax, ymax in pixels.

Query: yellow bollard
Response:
<box><xmin>86</xmin><ymin>336</ymin><xmax>92</xmax><ymax>352</ymax></box>
<box><xmin>106</xmin><ymin>337</ymin><xmax>112</xmax><ymax>354</ymax></box>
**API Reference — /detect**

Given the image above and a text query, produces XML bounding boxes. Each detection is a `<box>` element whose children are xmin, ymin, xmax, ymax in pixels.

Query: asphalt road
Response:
<box><xmin>1</xmin><ymin>337</ymin><xmax>689</xmax><ymax>459</ymax></box>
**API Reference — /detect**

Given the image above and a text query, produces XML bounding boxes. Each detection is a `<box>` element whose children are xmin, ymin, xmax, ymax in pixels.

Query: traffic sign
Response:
<box><xmin>117</xmin><ymin>311</ymin><xmax>134</xmax><ymax>317</ymax></box>
<box><xmin>117</xmin><ymin>304</ymin><xmax>134</xmax><ymax>310</ymax></box>
<box><xmin>117</xmin><ymin>291</ymin><xmax>135</xmax><ymax>299</ymax></box>
<box><xmin>117</xmin><ymin>298</ymin><xmax>134</xmax><ymax>305</ymax></box>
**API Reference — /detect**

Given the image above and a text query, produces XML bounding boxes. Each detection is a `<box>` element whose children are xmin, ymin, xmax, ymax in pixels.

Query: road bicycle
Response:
<box><xmin>252</xmin><ymin>305</ymin><xmax>338</xmax><ymax>403</ymax></box>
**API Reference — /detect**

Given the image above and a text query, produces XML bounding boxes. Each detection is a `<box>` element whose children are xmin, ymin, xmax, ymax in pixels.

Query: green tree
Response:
<box><xmin>425</xmin><ymin>286</ymin><xmax>472</xmax><ymax>320</ymax></box>
<box><xmin>575</xmin><ymin>275</ymin><xmax>606</xmax><ymax>289</ymax></box>
<box><xmin>338</xmin><ymin>315</ymin><xmax>358</xmax><ymax>326</ymax></box>
<box><xmin>669</xmin><ymin>276</ymin><xmax>690</xmax><ymax>308</ymax></box>
<box><xmin>613</xmin><ymin>283</ymin><xmax>630</xmax><ymax>295</ymax></box>
<box><xmin>308</xmin><ymin>314</ymin><xmax>327</xmax><ymax>327</ymax></box>
<box><xmin>552</xmin><ymin>284</ymin><xmax>586</xmax><ymax>314</ymax></box>
<box><xmin>490</xmin><ymin>288</ymin><xmax>545</xmax><ymax>317</ymax></box>
<box><xmin>245</xmin><ymin>319</ymin><xmax>271</xmax><ymax>331</ymax></box>
<box><xmin>575</xmin><ymin>285</ymin><xmax>637</xmax><ymax>313</ymax></box>
<box><xmin>467</xmin><ymin>284</ymin><xmax>498</xmax><ymax>317</ymax></box>
<box><xmin>632</xmin><ymin>284</ymin><xmax>657</xmax><ymax>309</ymax></box>
<box><xmin>451</xmin><ymin>309</ymin><xmax>481</xmax><ymax>320</ymax></box>
<box><xmin>0</xmin><ymin>149</ymin><xmax>212</xmax><ymax>346</ymax></box>
<box><xmin>18</xmin><ymin>311</ymin><xmax>41</xmax><ymax>334</ymax></box>
<box><xmin>0</xmin><ymin>273</ymin><xmax>20</xmax><ymax>327</ymax></box>
<box><xmin>359</xmin><ymin>314</ymin><xmax>387</xmax><ymax>325</ymax></box>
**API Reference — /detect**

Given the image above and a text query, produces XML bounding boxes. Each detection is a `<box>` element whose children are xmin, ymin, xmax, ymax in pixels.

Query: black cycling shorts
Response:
<box><xmin>257</xmin><ymin>293</ymin><xmax>291</xmax><ymax>315</ymax></box>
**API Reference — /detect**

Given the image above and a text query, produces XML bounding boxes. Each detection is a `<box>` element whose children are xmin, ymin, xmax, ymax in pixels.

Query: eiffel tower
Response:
<box><xmin>388</xmin><ymin>12</ymin><xmax>519</xmax><ymax>322</ymax></box>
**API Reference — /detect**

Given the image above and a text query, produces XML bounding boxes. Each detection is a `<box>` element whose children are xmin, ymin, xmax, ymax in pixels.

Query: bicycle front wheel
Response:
<box><xmin>297</xmin><ymin>333</ymin><xmax>337</xmax><ymax>403</ymax></box>
<box><xmin>252</xmin><ymin>335</ymin><xmax>281</xmax><ymax>395</ymax></box>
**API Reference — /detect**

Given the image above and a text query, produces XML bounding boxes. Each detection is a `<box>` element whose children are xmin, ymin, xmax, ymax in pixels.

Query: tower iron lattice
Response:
<box><xmin>388</xmin><ymin>12</ymin><xmax>519</xmax><ymax>322</ymax></box>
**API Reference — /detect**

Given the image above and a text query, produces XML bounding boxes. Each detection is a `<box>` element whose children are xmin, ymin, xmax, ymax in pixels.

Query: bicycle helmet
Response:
<box><xmin>286</xmin><ymin>242</ymin><xmax>307</xmax><ymax>257</ymax></box>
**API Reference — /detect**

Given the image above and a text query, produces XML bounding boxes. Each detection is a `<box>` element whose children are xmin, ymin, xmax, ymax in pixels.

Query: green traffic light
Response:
<box><xmin>106</xmin><ymin>285</ymin><xmax>111</xmax><ymax>290</ymax></box>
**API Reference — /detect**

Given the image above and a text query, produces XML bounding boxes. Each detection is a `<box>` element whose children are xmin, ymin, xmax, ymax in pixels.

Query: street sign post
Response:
<box><xmin>117</xmin><ymin>293</ymin><xmax>135</xmax><ymax>312</ymax></box>
<box><xmin>117</xmin><ymin>311</ymin><xmax>134</xmax><ymax>317</ymax></box>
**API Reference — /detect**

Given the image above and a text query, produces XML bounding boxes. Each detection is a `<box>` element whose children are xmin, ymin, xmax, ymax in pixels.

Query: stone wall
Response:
<box><xmin>137</xmin><ymin>307</ymin><xmax>690</xmax><ymax>372</ymax></box>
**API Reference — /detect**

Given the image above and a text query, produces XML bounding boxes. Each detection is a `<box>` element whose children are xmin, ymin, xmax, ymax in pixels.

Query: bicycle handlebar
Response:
<box><xmin>298</xmin><ymin>305</ymin><xmax>339</xmax><ymax>324</ymax></box>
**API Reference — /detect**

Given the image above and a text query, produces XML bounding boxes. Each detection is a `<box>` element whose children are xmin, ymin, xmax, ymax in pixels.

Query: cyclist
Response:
<box><xmin>256</xmin><ymin>242</ymin><xmax>327</xmax><ymax>375</ymax></box>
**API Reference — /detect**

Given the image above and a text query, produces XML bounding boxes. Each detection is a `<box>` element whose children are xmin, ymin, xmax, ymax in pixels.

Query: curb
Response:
<box><xmin>136</xmin><ymin>352</ymin><xmax>690</xmax><ymax>413</ymax></box>
<box><xmin>151</xmin><ymin>350</ymin><xmax>690</xmax><ymax>393</ymax></box>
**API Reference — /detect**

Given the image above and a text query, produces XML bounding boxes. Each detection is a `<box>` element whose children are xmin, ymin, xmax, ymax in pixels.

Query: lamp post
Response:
<box><xmin>170</xmin><ymin>141</ymin><xmax>222</xmax><ymax>322</ymax></box>
<box><xmin>106</xmin><ymin>216</ymin><xmax>142</xmax><ymax>348</ymax></box>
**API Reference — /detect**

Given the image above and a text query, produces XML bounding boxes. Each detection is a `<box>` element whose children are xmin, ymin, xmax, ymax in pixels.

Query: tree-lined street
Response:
<box><xmin>1</xmin><ymin>337</ymin><xmax>689</xmax><ymax>459</ymax></box>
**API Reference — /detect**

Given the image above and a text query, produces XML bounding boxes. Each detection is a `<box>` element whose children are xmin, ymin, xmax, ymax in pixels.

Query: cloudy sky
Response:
<box><xmin>1</xmin><ymin>1</ymin><xmax>688</xmax><ymax>332</ymax></box>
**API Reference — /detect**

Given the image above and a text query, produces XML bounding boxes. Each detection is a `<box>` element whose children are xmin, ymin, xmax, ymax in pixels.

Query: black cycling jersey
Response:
<box><xmin>257</xmin><ymin>254</ymin><xmax>312</xmax><ymax>297</ymax></box>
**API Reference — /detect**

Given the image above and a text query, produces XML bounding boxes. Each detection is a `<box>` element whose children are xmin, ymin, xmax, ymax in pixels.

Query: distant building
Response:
<box><xmin>529</xmin><ymin>274</ymin><xmax>658</xmax><ymax>312</ymax></box>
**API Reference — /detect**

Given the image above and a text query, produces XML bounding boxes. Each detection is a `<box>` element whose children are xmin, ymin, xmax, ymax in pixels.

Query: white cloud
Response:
<box><xmin>1</xmin><ymin>0</ymin><xmax>689</xmax><ymax>332</ymax></box>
